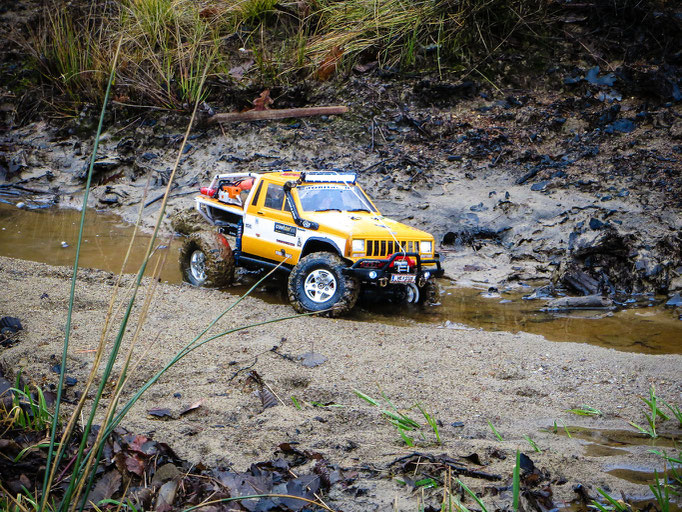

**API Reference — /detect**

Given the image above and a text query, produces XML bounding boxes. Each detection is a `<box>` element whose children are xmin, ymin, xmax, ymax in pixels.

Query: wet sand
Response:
<box><xmin>1</xmin><ymin>256</ymin><xmax>680</xmax><ymax>510</ymax></box>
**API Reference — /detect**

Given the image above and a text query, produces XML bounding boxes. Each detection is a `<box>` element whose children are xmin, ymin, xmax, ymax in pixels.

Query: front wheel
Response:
<box><xmin>393</xmin><ymin>280</ymin><xmax>440</xmax><ymax>306</ymax></box>
<box><xmin>179</xmin><ymin>231</ymin><xmax>234</xmax><ymax>287</ymax></box>
<box><xmin>287</xmin><ymin>252</ymin><xmax>360</xmax><ymax>317</ymax></box>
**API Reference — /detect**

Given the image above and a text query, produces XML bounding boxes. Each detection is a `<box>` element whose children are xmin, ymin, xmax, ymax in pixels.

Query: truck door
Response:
<box><xmin>241</xmin><ymin>182</ymin><xmax>302</xmax><ymax>264</ymax></box>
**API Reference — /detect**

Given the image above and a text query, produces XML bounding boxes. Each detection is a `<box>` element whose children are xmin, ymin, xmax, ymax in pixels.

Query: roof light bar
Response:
<box><xmin>300</xmin><ymin>171</ymin><xmax>356</xmax><ymax>184</ymax></box>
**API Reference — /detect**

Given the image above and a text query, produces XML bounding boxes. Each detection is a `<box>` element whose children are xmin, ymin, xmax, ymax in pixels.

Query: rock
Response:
<box><xmin>151</xmin><ymin>463</ymin><xmax>181</xmax><ymax>487</ymax></box>
<box><xmin>523</xmin><ymin>285</ymin><xmax>555</xmax><ymax>300</ymax></box>
<box><xmin>666</xmin><ymin>294</ymin><xmax>682</xmax><ymax>307</ymax></box>
<box><xmin>562</xmin><ymin>117</ymin><xmax>589</xmax><ymax>134</ymax></box>
<box><xmin>589</xmin><ymin>218</ymin><xmax>605</xmax><ymax>230</ymax></box>
<box><xmin>99</xmin><ymin>194</ymin><xmax>120</xmax><ymax>205</ymax></box>
<box><xmin>604</xmin><ymin>119</ymin><xmax>636</xmax><ymax>134</ymax></box>
<box><xmin>298</xmin><ymin>352</ymin><xmax>328</xmax><ymax>368</ymax></box>
<box><xmin>669</xmin><ymin>277</ymin><xmax>682</xmax><ymax>292</ymax></box>
<box><xmin>670</xmin><ymin>119</ymin><xmax>682</xmax><ymax>139</ymax></box>
<box><xmin>531</xmin><ymin>180</ymin><xmax>549</xmax><ymax>191</ymax></box>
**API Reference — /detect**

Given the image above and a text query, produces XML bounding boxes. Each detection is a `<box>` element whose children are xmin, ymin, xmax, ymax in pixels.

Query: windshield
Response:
<box><xmin>297</xmin><ymin>184</ymin><xmax>377</xmax><ymax>213</ymax></box>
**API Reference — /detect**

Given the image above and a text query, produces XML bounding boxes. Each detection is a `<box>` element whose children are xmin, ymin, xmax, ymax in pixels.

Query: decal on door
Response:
<box><xmin>274</xmin><ymin>223</ymin><xmax>296</xmax><ymax>236</ymax></box>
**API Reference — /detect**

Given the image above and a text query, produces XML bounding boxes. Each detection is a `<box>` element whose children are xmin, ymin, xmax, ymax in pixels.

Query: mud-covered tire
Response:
<box><xmin>179</xmin><ymin>231</ymin><xmax>234</xmax><ymax>287</ymax></box>
<box><xmin>393</xmin><ymin>280</ymin><xmax>440</xmax><ymax>306</ymax></box>
<box><xmin>419</xmin><ymin>280</ymin><xmax>439</xmax><ymax>306</ymax></box>
<box><xmin>287</xmin><ymin>252</ymin><xmax>360</xmax><ymax>317</ymax></box>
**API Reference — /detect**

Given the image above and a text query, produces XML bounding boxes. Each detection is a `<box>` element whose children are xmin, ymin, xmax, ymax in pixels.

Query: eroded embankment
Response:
<box><xmin>2</xmin><ymin>77</ymin><xmax>681</xmax><ymax>303</ymax></box>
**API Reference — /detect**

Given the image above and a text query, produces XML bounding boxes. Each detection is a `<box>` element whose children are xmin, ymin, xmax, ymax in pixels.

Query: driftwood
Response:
<box><xmin>207</xmin><ymin>106</ymin><xmax>348</xmax><ymax>124</ymax></box>
<box><xmin>545</xmin><ymin>295</ymin><xmax>614</xmax><ymax>310</ymax></box>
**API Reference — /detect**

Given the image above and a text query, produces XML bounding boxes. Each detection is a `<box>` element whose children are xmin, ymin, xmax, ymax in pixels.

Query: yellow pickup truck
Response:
<box><xmin>180</xmin><ymin>170</ymin><xmax>442</xmax><ymax>316</ymax></box>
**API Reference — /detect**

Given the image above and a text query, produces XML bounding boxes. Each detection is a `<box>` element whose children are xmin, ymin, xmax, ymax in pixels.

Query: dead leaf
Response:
<box><xmin>179</xmin><ymin>399</ymin><xmax>205</xmax><ymax>416</ymax></box>
<box><xmin>128</xmin><ymin>434</ymin><xmax>149</xmax><ymax>453</ymax></box>
<box><xmin>155</xmin><ymin>479</ymin><xmax>178</xmax><ymax>512</ymax></box>
<box><xmin>85</xmin><ymin>470</ymin><xmax>121</xmax><ymax>509</ymax></box>
<box><xmin>199</xmin><ymin>7</ymin><xmax>220</xmax><ymax>19</ymax></box>
<box><xmin>316</xmin><ymin>46</ymin><xmax>343</xmax><ymax>81</ymax></box>
<box><xmin>252</xmin><ymin>89</ymin><xmax>274</xmax><ymax>111</ymax></box>
<box><xmin>228</xmin><ymin>60</ymin><xmax>254</xmax><ymax>81</ymax></box>
<box><xmin>258</xmin><ymin>388</ymin><xmax>278</xmax><ymax>410</ymax></box>
<box><xmin>125</xmin><ymin>454</ymin><xmax>146</xmax><ymax>477</ymax></box>
<box><xmin>148</xmin><ymin>408</ymin><xmax>173</xmax><ymax>419</ymax></box>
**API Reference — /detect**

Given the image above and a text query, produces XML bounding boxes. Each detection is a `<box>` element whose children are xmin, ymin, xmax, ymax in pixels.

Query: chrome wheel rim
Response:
<box><xmin>189</xmin><ymin>250</ymin><xmax>207</xmax><ymax>283</ymax></box>
<box><xmin>304</xmin><ymin>269</ymin><xmax>337</xmax><ymax>303</ymax></box>
<box><xmin>405</xmin><ymin>283</ymin><xmax>420</xmax><ymax>303</ymax></box>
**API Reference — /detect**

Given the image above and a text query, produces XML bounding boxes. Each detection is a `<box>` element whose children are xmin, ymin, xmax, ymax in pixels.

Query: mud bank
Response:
<box><xmin>1</xmin><ymin>256</ymin><xmax>680</xmax><ymax>510</ymax></box>
<box><xmin>2</xmin><ymin>77</ymin><xmax>681</xmax><ymax>301</ymax></box>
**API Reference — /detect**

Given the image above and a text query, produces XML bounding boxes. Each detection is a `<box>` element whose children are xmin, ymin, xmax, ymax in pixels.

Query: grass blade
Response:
<box><xmin>41</xmin><ymin>35</ymin><xmax>124</xmax><ymax>511</ymax></box>
<box><xmin>487</xmin><ymin>419</ymin><xmax>503</xmax><ymax>441</ymax></box>
<box><xmin>513</xmin><ymin>450</ymin><xmax>520</xmax><ymax>512</ymax></box>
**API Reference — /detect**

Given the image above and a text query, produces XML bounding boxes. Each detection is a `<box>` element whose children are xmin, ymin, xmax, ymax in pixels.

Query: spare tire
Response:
<box><xmin>179</xmin><ymin>231</ymin><xmax>234</xmax><ymax>287</ymax></box>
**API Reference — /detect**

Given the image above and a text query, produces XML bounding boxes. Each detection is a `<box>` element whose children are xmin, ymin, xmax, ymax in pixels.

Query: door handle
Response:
<box><xmin>257</xmin><ymin>211</ymin><xmax>264</xmax><ymax>215</ymax></box>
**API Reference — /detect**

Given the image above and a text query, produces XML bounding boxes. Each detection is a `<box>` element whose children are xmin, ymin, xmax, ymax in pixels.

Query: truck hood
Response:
<box><xmin>303</xmin><ymin>211</ymin><xmax>433</xmax><ymax>240</ymax></box>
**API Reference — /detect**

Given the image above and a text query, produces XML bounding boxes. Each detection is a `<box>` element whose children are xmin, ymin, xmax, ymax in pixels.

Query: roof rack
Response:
<box><xmin>299</xmin><ymin>171</ymin><xmax>356</xmax><ymax>184</ymax></box>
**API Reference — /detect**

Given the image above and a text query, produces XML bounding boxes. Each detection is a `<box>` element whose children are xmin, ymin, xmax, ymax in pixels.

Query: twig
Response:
<box><xmin>208</xmin><ymin>106</ymin><xmax>348</xmax><ymax>124</ymax></box>
<box><xmin>227</xmin><ymin>357</ymin><xmax>258</xmax><ymax>382</ymax></box>
<box><xmin>143</xmin><ymin>185</ymin><xmax>194</xmax><ymax>208</ymax></box>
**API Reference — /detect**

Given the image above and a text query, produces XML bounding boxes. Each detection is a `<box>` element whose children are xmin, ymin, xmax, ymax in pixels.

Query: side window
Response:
<box><xmin>251</xmin><ymin>181</ymin><xmax>263</xmax><ymax>207</ymax></box>
<box><xmin>264</xmin><ymin>184</ymin><xmax>285</xmax><ymax>210</ymax></box>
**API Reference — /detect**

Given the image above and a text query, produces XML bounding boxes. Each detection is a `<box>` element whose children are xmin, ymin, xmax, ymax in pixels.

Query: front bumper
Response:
<box><xmin>345</xmin><ymin>252</ymin><xmax>444</xmax><ymax>285</ymax></box>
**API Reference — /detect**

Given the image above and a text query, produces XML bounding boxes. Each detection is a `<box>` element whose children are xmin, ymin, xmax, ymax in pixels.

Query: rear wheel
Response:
<box><xmin>288</xmin><ymin>252</ymin><xmax>360</xmax><ymax>317</ymax></box>
<box><xmin>179</xmin><ymin>231</ymin><xmax>234</xmax><ymax>287</ymax></box>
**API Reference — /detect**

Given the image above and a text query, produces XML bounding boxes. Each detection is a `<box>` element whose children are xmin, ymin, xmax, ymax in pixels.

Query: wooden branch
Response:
<box><xmin>207</xmin><ymin>106</ymin><xmax>348</xmax><ymax>124</ymax></box>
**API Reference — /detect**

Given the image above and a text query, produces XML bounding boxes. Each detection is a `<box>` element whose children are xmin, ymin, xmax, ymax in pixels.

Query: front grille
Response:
<box><xmin>366</xmin><ymin>240</ymin><xmax>420</xmax><ymax>257</ymax></box>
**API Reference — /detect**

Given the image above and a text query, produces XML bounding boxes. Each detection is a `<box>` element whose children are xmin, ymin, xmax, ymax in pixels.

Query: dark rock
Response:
<box><xmin>589</xmin><ymin>218</ymin><xmax>606</xmax><ymax>230</ymax></box>
<box><xmin>666</xmin><ymin>294</ymin><xmax>682</xmax><ymax>307</ymax></box>
<box><xmin>531</xmin><ymin>181</ymin><xmax>549</xmax><ymax>191</ymax></box>
<box><xmin>523</xmin><ymin>285</ymin><xmax>555</xmax><ymax>300</ymax></box>
<box><xmin>99</xmin><ymin>194</ymin><xmax>120</xmax><ymax>205</ymax></box>
<box><xmin>585</xmin><ymin>67</ymin><xmax>616</xmax><ymax>86</ymax></box>
<box><xmin>470</xmin><ymin>202</ymin><xmax>488</xmax><ymax>212</ymax></box>
<box><xmin>604</xmin><ymin>119</ymin><xmax>636</xmax><ymax>134</ymax></box>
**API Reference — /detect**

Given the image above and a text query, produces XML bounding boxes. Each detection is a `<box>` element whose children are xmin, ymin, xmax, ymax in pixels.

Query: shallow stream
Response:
<box><xmin>1</xmin><ymin>202</ymin><xmax>680</xmax><ymax>355</ymax></box>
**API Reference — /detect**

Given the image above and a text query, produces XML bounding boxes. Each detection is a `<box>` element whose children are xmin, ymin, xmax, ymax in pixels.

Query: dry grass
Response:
<box><xmin>24</xmin><ymin>0</ymin><xmax>555</xmax><ymax>110</ymax></box>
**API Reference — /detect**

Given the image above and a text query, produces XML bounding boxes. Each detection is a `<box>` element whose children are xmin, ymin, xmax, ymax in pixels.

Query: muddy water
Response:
<box><xmin>1</xmin><ymin>203</ymin><xmax>681</xmax><ymax>355</ymax></box>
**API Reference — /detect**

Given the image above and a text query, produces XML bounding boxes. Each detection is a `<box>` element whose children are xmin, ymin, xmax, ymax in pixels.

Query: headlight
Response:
<box><xmin>420</xmin><ymin>241</ymin><xmax>433</xmax><ymax>254</ymax></box>
<box><xmin>352</xmin><ymin>239</ymin><xmax>365</xmax><ymax>253</ymax></box>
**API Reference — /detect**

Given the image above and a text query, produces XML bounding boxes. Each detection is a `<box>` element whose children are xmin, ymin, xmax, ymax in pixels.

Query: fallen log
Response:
<box><xmin>544</xmin><ymin>295</ymin><xmax>614</xmax><ymax>310</ymax></box>
<box><xmin>207</xmin><ymin>105</ymin><xmax>348</xmax><ymax>124</ymax></box>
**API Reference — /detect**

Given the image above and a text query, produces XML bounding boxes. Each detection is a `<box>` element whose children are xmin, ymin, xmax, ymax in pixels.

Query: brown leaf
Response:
<box><xmin>229</xmin><ymin>60</ymin><xmax>254</xmax><ymax>81</ymax></box>
<box><xmin>258</xmin><ymin>388</ymin><xmax>278</xmax><ymax>410</ymax></box>
<box><xmin>128</xmin><ymin>434</ymin><xmax>149</xmax><ymax>453</ymax></box>
<box><xmin>252</xmin><ymin>89</ymin><xmax>274</xmax><ymax>111</ymax></box>
<box><xmin>179</xmin><ymin>399</ymin><xmax>205</xmax><ymax>416</ymax></box>
<box><xmin>85</xmin><ymin>470</ymin><xmax>121</xmax><ymax>509</ymax></box>
<box><xmin>316</xmin><ymin>46</ymin><xmax>343</xmax><ymax>81</ymax></box>
<box><xmin>125</xmin><ymin>454</ymin><xmax>146</xmax><ymax>477</ymax></box>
